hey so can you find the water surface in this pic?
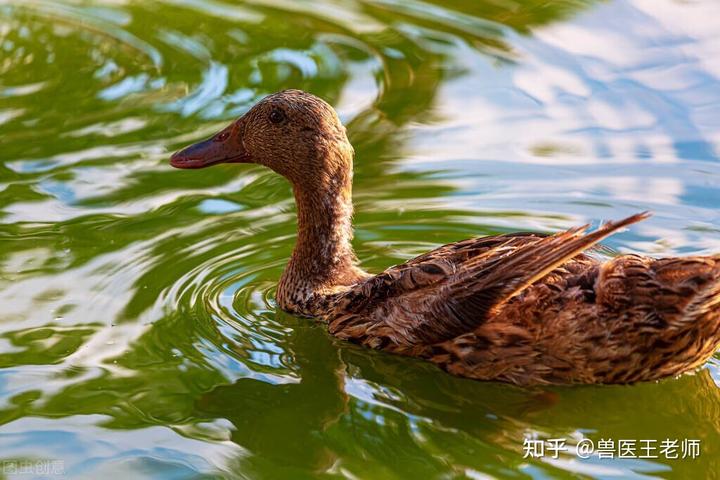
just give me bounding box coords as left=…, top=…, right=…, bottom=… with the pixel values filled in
left=1, top=0, right=720, bottom=478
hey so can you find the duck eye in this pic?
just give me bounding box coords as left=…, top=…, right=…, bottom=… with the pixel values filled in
left=216, top=131, right=229, bottom=141
left=269, top=109, right=285, bottom=124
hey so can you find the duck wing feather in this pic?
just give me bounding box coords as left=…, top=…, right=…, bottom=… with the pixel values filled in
left=328, top=212, right=650, bottom=349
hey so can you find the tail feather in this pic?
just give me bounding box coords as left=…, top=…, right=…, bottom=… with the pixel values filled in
left=653, top=257, right=720, bottom=376
left=595, top=253, right=720, bottom=380
left=683, top=260, right=720, bottom=322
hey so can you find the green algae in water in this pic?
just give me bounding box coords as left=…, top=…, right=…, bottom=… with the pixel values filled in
left=0, top=0, right=719, bottom=478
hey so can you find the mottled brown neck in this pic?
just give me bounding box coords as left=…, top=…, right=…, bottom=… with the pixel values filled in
left=277, top=161, right=366, bottom=314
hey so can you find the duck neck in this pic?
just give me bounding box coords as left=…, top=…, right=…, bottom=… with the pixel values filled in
left=277, top=168, right=365, bottom=314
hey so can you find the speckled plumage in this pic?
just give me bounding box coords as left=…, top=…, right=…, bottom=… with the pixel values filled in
left=172, top=90, right=720, bottom=386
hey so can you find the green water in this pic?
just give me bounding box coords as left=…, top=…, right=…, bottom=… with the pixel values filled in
left=1, top=0, right=720, bottom=478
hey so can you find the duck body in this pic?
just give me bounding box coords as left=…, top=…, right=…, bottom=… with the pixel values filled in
left=326, top=236, right=720, bottom=385
left=171, top=89, right=720, bottom=386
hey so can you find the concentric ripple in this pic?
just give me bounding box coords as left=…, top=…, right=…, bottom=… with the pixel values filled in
left=1, top=0, right=720, bottom=478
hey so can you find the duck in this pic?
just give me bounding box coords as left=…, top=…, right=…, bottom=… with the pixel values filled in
left=171, top=89, right=720, bottom=385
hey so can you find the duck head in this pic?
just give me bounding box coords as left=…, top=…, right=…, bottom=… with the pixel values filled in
left=170, top=89, right=353, bottom=185
left=171, top=90, right=363, bottom=313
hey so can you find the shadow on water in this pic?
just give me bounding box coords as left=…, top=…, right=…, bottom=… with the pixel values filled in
left=1, top=0, right=719, bottom=478
left=193, top=309, right=720, bottom=477
left=195, top=316, right=350, bottom=475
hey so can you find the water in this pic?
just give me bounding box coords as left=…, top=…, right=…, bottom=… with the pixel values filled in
left=1, top=0, right=719, bottom=478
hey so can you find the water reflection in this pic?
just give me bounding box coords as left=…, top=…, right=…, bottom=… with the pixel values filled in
left=0, top=0, right=719, bottom=478
left=196, top=317, right=348, bottom=474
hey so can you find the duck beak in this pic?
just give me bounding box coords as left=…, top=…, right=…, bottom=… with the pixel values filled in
left=170, top=122, right=251, bottom=169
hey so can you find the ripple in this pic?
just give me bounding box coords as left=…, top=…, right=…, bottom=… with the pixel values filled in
left=162, top=61, right=228, bottom=116
left=1, top=0, right=720, bottom=478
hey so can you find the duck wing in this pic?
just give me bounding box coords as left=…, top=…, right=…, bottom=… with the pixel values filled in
left=328, top=212, right=650, bottom=349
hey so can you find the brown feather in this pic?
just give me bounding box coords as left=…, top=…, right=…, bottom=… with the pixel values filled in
left=171, top=90, right=720, bottom=386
